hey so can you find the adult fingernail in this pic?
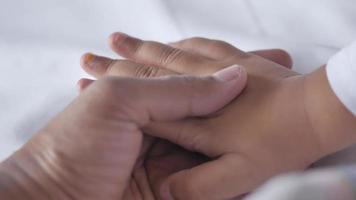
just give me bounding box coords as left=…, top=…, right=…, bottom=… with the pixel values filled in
left=213, top=64, right=245, bottom=82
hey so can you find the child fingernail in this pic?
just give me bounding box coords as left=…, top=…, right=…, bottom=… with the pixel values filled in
left=82, top=53, right=97, bottom=67
left=213, top=64, right=245, bottom=82
left=81, top=53, right=111, bottom=71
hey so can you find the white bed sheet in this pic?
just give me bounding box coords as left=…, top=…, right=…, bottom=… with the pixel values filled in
left=0, top=0, right=182, bottom=159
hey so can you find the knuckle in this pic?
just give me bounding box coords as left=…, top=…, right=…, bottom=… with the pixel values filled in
left=105, top=59, right=117, bottom=74
left=231, top=51, right=252, bottom=60
left=94, top=77, right=132, bottom=103
left=134, top=65, right=159, bottom=78
left=183, top=37, right=206, bottom=47
left=159, top=47, right=183, bottom=65
left=96, top=77, right=115, bottom=90
left=178, top=37, right=205, bottom=47
left=91, top=78, right=140, bottom=119
left=211, top=39, right=227, bottom=45
left=85, top=78, right=119, bottom=113
left=130, top=40, right=145, bottom=57
left=94, top=78, right=119, bottom=99
left=211, top=39, right=234, bottom=49
left=187, top=37, right=205, bottom=43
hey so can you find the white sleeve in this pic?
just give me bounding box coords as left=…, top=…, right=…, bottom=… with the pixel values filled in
left=326, top=41, right=356, bottom=116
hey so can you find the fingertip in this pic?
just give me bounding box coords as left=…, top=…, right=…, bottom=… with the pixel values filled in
left=109, top=32, right=143, bottom=59
left=108, top=32, right=129, bottom=52
left=80, top=53, right=94, bottom=69
left=80, top=53, right=114, bottom=77
left=272, top=49, right=293, bottom=68
left=109, top=32, right=125, bottom=48
left=251, top=49, right=293, bottom=69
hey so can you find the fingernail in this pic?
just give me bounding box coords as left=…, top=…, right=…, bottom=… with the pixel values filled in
left=161, top=183, right=174, bottom=200
left=81, top=53, right=110, bottom=70
left=213, top=64, right=245, bottom=82
left=82, top=53, right=98, bottom=68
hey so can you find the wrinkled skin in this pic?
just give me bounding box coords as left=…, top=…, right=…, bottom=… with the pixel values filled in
left=0, top=66, right=246, bottom=200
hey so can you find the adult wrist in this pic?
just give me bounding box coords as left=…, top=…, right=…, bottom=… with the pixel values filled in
left=0, top=146, right=70, bottom=200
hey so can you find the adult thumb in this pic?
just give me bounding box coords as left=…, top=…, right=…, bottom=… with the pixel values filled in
left=92, top=64, right=247, bottom=125
left=145, top=64, right=247, bottom=122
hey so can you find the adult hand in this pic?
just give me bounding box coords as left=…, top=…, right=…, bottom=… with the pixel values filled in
left=81, top=33, right=356, bottom=200
left=0, top=66, right=246, bottom=200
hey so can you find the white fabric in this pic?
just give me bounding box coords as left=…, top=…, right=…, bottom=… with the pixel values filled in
left=0, top=0, right=182, bottom=160
left=327, top=41, right=356, bottom=116
left=245, top=168, right=354, bottom=200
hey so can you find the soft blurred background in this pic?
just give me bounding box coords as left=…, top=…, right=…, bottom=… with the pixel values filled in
left=0, top=0, right=355, bottom=164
